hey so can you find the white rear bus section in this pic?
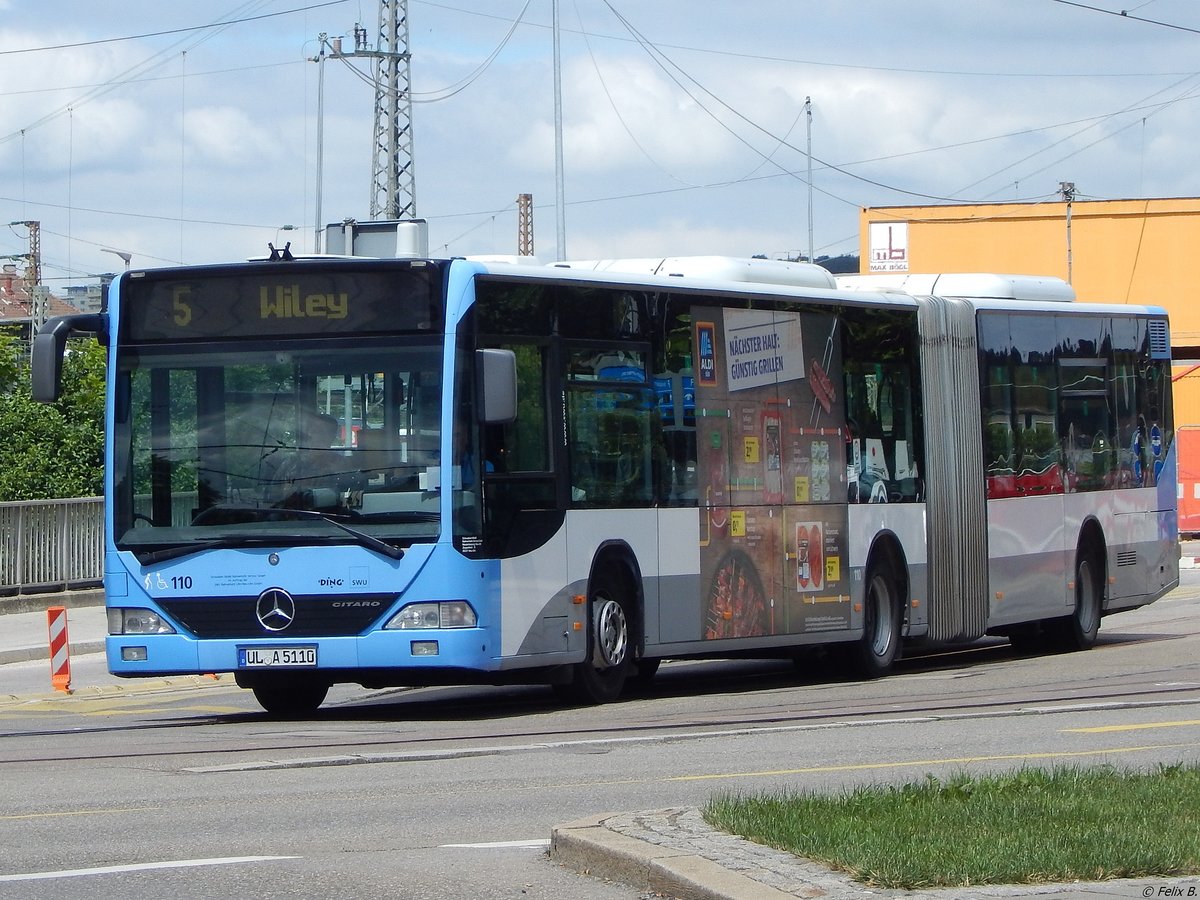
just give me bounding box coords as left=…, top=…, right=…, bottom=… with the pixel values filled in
left=843, top=271, right=1175, bottom=638
left=988, top=488, right=1176, bottom=626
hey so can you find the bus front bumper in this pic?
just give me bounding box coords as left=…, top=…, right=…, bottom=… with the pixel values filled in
left=105, top=628, right=497, bottom=677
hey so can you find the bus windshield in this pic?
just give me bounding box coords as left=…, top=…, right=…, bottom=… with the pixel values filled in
left=113, top=337, right=446, bottom=555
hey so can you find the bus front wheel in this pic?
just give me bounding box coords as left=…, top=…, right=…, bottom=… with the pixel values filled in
left=1046, top=547, right=1102, bottom=651
left=565, top=571, right=632, bottom=704
left=850, top=562, right=902, bottom=678
left=247, top=675, right=329, bottom=717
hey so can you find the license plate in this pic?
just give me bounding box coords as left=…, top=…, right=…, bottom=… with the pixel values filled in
left=238, top=646, right=317, bottom=668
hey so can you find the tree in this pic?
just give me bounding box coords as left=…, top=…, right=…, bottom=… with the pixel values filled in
left=0, top=335, right=105, bottom=500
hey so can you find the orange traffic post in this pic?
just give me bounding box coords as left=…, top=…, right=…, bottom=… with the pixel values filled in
left=47, top=606, right=73, bottom=694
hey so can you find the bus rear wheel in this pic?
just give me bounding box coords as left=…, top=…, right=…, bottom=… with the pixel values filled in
left=849, top=562, right=902, bottom=678
left=247, top=675, right=329, bottom=717
left=1046, top=547, right=1102, bottom=651
left=565, top=571, right=632, bottom=704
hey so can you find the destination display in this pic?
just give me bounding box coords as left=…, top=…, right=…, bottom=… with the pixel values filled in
left=122, top=265, right=444, bottom=342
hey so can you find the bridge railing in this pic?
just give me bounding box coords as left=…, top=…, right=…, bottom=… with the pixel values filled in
left=0, top=497, right=103, bottom=596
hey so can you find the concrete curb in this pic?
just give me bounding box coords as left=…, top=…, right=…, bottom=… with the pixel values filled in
left=0, top=589, right=106, bottom=665
left=552, top=816, right=794, bottom=900
left=551, top=810, right=833, bottom=900
left=0, top=589, right=104, bottom=616
left=0, top=640, right=106, bottom=667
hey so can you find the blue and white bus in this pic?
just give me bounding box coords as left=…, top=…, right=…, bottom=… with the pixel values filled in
left=33, top=240, right=1179, bottom=714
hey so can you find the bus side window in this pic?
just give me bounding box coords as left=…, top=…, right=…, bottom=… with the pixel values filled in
left=485, top=343, right=549, bottom=475
left=842, top=309, right=922, bottom=503
left=479, top=342, right=559, bottom=553
left=654, top=296, right=698, bottom=506
left=567, top=387, right=655, bottom=507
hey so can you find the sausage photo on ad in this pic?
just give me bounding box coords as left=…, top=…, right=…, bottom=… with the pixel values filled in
left=810, top=359, right=835, bottom=413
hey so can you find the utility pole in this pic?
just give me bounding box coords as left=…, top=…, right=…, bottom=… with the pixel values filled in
left=805, top=97, right=813, bottom=265
left=358, top=2, right=416, bottom=220
left=552, top=0, right=565, bottom=259
left=1060, top=181, right=1075, bottom=284
left=312, top=33, right=331, bottom=252
left=517, top=193, right=534, bottom=257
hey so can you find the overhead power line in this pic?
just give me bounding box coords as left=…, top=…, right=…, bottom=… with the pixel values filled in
left=0, top=1, right=291, bottom=146
left=420, top=0, right=1193, bottom=79
left=0, top=60, right=299, bottom=98
left=599, top=1, right=1200, bottom=210
left=1050, top=0, right=1200, bottom=36
left=600, top=2, right=993, bottom=206
left=0, top=1, right=350, bottom=57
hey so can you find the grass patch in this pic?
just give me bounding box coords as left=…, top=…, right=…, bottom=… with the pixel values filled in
left=703, top=764, right=1200, bottom=889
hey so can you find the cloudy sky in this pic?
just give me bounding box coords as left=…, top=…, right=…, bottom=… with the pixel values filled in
left=2, top=0, right=1199, bottom=289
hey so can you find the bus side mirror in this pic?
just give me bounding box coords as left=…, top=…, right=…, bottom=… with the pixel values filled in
left=32, top=314, right=108, bottom=403
left=477, top=348, right=517, bottom=424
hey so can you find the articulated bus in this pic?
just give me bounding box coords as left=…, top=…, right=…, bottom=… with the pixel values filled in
left=33, top=246, right=1178, bottom=714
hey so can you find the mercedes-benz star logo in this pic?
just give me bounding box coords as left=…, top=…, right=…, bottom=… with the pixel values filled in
left=256, top=588, right=296, bottom=632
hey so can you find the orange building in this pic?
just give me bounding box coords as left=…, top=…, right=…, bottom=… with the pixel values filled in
left=858, top=197, right=1200, bottom=530
left=859, top=197, right=1200, bottom=346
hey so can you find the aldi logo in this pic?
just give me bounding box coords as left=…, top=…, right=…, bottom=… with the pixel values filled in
left=696, top=321, right=717, bottom=386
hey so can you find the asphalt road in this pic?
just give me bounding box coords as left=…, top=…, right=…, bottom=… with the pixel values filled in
left=2, top=577, right=1199, bottom=899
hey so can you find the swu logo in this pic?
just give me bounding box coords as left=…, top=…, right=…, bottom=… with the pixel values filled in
left=260, top=286, right=348, bottom=320
left=319, top=577, right=344, bottom=587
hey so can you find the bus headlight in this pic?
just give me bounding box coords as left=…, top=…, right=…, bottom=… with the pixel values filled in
left=385, top=601, right=477, bottom=630
left=108, top=608, right=177, bottom=635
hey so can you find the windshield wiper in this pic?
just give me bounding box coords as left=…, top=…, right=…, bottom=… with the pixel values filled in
left=133, top=535, right=280, bottom=565
left=270, top=508, right=405, bottom=560
left=130, top=511, right=405, bottom=565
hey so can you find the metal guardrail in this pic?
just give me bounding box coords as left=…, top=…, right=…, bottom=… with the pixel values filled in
left=0, top=497, right=103, bottom=595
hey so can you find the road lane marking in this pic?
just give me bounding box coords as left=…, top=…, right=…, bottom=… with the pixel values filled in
left=0, top=856, right=298, bottom=882
left=0, top=708, right=244, bottom=722
left=0, top=681, right=239, bottom=710
left=76, top=705, right=245, bottom=716
left=1064, top=719, right=1200, bottom=734
left=439, top=840, right=550, bottom=849
left=0, top=806, right=160, bottom=822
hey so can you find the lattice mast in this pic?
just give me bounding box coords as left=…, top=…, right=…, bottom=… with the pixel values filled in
left=18, top=219, right=40, bottom=291
left=517, top=194, right=534, bottom=257
left=10, top=219, right=43, bottom=323
left=364, top=0, right=416, bottom=219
